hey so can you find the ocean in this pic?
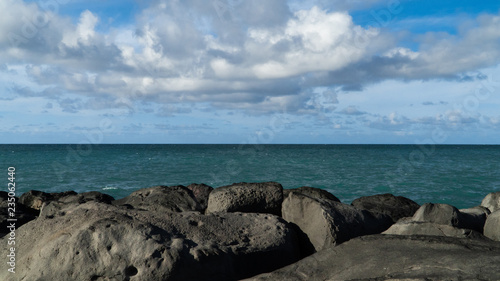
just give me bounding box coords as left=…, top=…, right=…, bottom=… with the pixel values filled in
left=1, top=144, right=499, bottom=209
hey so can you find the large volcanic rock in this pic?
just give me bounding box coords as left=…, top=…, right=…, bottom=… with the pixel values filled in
left=186, top=183, right=213, bottom=212
left=484, top=210, right=500, bottom=241
left=412, top=203, right=487, bottom=233
left=206, top=182, right=283, bottom=216
left=40, top=191, right=115, bottom=218
left=383, top=221, right=486, bottom=239
left=351, top=193, right=420, bottom=223
left=244, top=235, right=500, bottom=281
left=0, top=192, right=37, bottom=238
left=283, top=186, right=340, bottom=203
left=383, top=203, right=490, bottom=238
left=19, top=190, right=114, bottom=219
left=459, top=206, right=490, bottom=233
left=19, top=190, right=78, bottom=210
left=481, top=191, right=500, bottom=212
left=281, top=191, right=392, bottom=252
left=113, top=185, right=202, bottom=213
left=0, top=201, right=300, bottom=281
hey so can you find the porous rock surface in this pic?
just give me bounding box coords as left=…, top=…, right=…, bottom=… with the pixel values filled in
left=412, top=203, right=486, bottom=233
left=0, top=192, right=37, bottom=238
left=40, top=191, right=115, bottom=217
left=281, top=191, right=392, bottom=252
left=206, top=182, right=283, bottom=216
left=283, top=186, right=340, bottom=203
left=5, top=183, right=500, bottom=281
left=19, top=190, right=78, bottom=210
left=113, top=185, right=202, bottom=213
left=484, top=210, right=500, bottom=241
left=481, top=191, right=500, bottom=212
left=0, top=201, right=299, bottom=281
left=351, top=193, right=420, bottom=223
left=186, top=183, right=213, bottom=212
left=244, top=235, right=500, bottom=281
left=383, top=221, right=487, bottom=239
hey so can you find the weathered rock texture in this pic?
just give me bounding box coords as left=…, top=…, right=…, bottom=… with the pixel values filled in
left=481, top=191, right=500, bottom=212
left=0, top=201, right=299, bottom=281
left=281, top=191, right=392, bottom=252
left=61, top=191, right=115, bottom=205
left=206, top=182, right=283, bottom=216
left=113, top=185, right=202, bottom=213
left=40, top=191, right=115, bottom=218
left=283, top=186, right=340, bottom=203
left=484, top=210, right=500, bottom=241
left=383, top=221, right=486, bottom=239
left=460, top=205, right=491, bottom=216
left=186, top=183, right=213, bottom=212
left=19, top=190, right=78, bottom=210
left=351, top=193, right=420, bottom=223
left=412, top=203, right=462, bottom=225
left=244, top=235, right=500, bottom=281
left=4, top=184, right=500, bottom=281
left=0, top=192, right=37, bottom=238
left=413, top=203, right=487, bottom=233
left=458, top=206, right=490, bottom=233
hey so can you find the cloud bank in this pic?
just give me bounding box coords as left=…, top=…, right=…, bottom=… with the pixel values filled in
left=1, top=0, right=500, bottom=143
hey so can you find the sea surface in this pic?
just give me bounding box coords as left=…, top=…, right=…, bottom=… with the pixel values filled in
left=1, top=144, right=499, bottom=209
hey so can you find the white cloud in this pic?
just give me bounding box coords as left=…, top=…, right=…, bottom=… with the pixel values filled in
left=245, top=7, right=377, bottom=79
left=2, top=0, right=500, bottom=145
left=61, top=10, right=99, bottom=47
left=384, top=47, right=419, bottom=60
left=0, top=1, right=39, bottom=46
left=391, top=13, right=500, bottom=79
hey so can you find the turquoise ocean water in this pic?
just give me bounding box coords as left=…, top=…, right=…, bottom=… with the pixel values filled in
left=1, top=144, right=499, bottom=209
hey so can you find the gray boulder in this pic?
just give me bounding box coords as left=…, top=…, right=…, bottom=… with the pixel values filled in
left=60, top=191, right=115, bottom=204
left=0, top=201, right=300, bottom=281
left=412, top=203, right=485, bottom=233
left=281, top=192, right=392, bottom=252
left=412, top=203, right=460, bottom=226
left=383, top=221, right=487, bottom=239
left=206, top=182, right=283, bottom=216
left=186, top=183, right=213, bottom=212
left=40, top=191, right=115, bottom=218
left=244, top=234, right=500, bottom=281
left=484, top=210, right=500, bottom=241
left=19, top=190, right=78, bottom=210
left=460, top=205, right=491, bottom=216
left=481, top=191, right=500, bottom=212
left=459, top=206, right=490, bottom=233
left=113, top=185, right=202, bottom=213
left=283, top=186, right=340, bottom=203
left=351, top=193, right=420, bottom=223
left=0, top=192, right=37, bottom=238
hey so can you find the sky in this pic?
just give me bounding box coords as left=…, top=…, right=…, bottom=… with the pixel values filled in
left=1, top=0, right=500, bottom=144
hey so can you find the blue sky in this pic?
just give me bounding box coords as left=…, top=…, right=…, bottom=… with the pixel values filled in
left=1, top=0, right=500, bottom=144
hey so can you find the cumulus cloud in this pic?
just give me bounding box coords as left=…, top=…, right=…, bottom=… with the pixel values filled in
left=418, top=14, right=500, bottom=74
left=0, top=0, right=65, bottom=60
left=3, top=0, right=500, bottom=123
left=208, top=6, right=372, bottom=80
left=349, top=13, right=500, bottom=82
left=61, top=10, right=99, bottom=47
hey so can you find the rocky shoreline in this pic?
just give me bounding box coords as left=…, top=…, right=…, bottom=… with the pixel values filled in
left=1, top=182, right=500, bottom=280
